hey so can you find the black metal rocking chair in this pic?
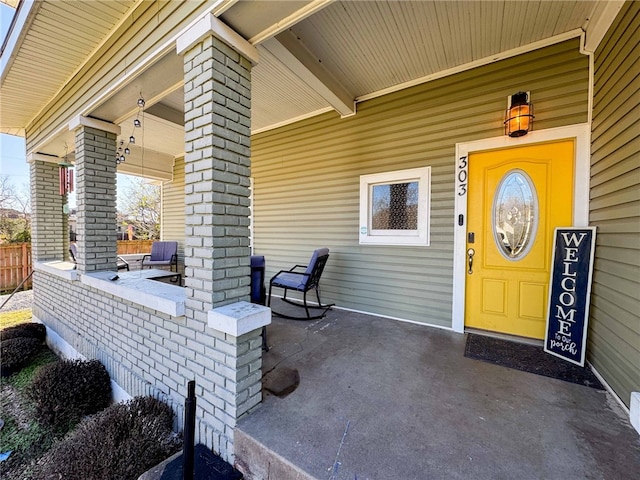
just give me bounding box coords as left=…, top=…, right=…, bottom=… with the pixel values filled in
left=267, top=248, right=334, bottom=320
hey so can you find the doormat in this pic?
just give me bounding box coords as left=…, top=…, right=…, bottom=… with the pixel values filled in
left=464, top=334, right=604, bottom=390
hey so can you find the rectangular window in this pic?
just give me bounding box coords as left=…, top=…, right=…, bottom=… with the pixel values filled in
left=359, top=167, right=431, bottom=246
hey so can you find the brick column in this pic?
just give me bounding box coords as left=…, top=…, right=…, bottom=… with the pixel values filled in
left=178, top=15, right=267, bottom=463
left=74, top=124, right=118, bottom=273
left=207, top=302, right=270, bottom=459
left=182, top=36, right=253, bottom=311
left=30, top=160, right=66, bottom=261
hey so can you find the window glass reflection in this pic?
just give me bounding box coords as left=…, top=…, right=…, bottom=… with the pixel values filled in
left=493, top=171, right=537, bottom=259
left=372, top=181, right=419, bottom=230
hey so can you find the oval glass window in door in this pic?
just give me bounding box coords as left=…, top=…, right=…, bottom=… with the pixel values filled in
left=492, top=169, right=538, bottom=260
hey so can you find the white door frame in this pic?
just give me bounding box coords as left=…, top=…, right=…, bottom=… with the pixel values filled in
left=451, top=124, right=591, bottom=333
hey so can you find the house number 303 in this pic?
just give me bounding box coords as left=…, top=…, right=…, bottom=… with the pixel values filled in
left=457, top=155, right=468, bottom=196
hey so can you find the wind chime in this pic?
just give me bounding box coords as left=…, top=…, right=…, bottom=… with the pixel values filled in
left=59, top=144, right=74, bottom=195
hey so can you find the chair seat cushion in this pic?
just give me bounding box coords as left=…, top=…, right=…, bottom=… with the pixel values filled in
left=144, top=260, right=172, bottom=266
left=272, top=272, right=308, bottom=291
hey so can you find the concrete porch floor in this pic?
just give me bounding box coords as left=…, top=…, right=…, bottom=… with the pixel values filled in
left=236, top=300, right=640, bottom=480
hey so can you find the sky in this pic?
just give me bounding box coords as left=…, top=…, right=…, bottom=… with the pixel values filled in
left=0, top=4, right=28, bottom=191
left=0, top=3, right=136, bottom=210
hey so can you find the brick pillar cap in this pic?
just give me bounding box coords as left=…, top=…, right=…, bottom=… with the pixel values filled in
left=176, top=13, right=259, bottom=65
left=208, top=301, right=271, bottom=337
left=69, top=115, right=121, bottom=135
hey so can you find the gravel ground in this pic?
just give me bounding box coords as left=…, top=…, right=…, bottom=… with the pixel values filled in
left=0, top=289, right=34, bottom=312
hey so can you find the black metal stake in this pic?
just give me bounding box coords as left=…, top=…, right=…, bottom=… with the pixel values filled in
left=183, top=380, right=196, bottom=480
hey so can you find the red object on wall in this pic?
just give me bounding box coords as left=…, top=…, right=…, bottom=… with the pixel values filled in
left=58, top=164, right=74, bottom=195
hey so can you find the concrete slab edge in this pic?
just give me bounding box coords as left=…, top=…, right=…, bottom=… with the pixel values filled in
left=234, top=429, right=316, bottom=480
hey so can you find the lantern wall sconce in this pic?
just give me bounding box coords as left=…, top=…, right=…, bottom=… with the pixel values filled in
left=504, top=91, right=534, bottom=137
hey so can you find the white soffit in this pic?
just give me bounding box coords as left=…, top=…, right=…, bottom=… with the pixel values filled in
left=117, top=112, right=184, bottom=159
left=0, top=0, right=137, bottom=133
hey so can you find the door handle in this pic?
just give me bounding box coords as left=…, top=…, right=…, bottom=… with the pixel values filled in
left=467, top=248, right=475, bottom=274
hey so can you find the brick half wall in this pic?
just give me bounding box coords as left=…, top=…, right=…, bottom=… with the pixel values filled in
left=32, top=269, right=252, bottom=458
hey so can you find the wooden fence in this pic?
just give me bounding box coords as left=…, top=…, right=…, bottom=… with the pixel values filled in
left=0, top=243, right=32, bottom=294
left=0, top=240, right=154, bottom=294
left=117, top=240, right=154, bottom=254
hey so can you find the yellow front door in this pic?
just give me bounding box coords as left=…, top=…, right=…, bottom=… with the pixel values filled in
left=465, top=140, right=574, bottom=339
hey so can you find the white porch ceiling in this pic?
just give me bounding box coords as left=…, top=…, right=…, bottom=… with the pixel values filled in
left=0, top=0, right=623, bottom=176
left=0, top=0, right=137, bottom=135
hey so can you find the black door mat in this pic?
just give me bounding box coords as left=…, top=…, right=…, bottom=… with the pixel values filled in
left=464, top=333, right=604, bottom=390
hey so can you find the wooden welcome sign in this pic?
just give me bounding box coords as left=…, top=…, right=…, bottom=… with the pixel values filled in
left=544, top=227, right=597, bottom=366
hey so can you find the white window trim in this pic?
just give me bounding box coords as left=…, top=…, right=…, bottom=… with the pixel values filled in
left=359, top=167, right=431, bottom=246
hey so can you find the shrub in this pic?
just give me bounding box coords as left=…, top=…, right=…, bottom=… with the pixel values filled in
left=28, top=359, right=112, bottom=434
left=33, top=396, right=181, bottom=480
left=1, top=337, right=43, bottom=377
left=1, top=322, right=46, bottom=342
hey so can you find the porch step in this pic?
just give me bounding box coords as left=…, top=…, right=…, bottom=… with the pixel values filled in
left=234, top=430, right=316, bottom=480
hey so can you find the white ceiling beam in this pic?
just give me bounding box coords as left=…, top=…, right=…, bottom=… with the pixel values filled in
left=116, top=147, right=174, bottom=181
left=27, top=152, right=61, bottom=164
left=263, top=30, right=355, bottom=118
left=69, top=115, right=121, bottom=135
left=583, top=0, right=625, bottom=52
left=112, top=80, right=184, bottom=126
left=248, top=0, right=335, bottom=45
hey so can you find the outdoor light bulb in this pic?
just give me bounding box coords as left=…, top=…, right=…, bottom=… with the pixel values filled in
left=120, top=140, right=124, bottom=145
left=129, top=136, right=136, bottom=144
left=137, top=98, right=145, bottom=107
left=134, top=119, right=141, bottom=127
left=124, top=147, right=130, bottom=154
left=118, top=147, right=123, bottom=152
left=116, top=158, right=121, bottom=164
left=119, top=155, right=126, bottom=162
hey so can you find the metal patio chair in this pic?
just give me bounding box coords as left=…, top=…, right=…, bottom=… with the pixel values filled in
left=267, top=248, right=334, bottom=320
left=69, top=243, right=129, bottom=271
left=141, top=241, right=178, bottom=271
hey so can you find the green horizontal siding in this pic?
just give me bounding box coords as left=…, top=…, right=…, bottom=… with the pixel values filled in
left=161, top=157, right=185, bottom=271
left=590, top=1, right=640, bottom=408
left=252, top=39, right=588, bottom=327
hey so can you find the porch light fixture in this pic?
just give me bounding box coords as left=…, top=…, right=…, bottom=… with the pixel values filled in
left=504, top=91, right=534, bottom=137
